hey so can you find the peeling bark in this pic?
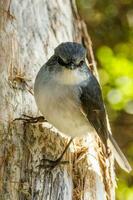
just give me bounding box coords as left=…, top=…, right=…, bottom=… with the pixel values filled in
left=0, top=0, right=115, bottom=199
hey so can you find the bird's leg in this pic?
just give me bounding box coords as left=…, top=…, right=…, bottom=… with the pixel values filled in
left=38, top=138, right=73, bottom=170
left=13, top=114, right=47, bottom=123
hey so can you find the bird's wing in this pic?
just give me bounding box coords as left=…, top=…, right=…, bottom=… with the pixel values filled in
left=79, top=70, right=132, bottom=172
left=79, top=71, right=108, bottom=147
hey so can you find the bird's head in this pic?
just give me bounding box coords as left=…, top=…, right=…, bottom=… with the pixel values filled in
left=51, top=42, right=89, bottom=85
left=54, top=42, right=86, bottom=70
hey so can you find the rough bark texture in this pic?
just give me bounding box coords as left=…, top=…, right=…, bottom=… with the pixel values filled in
left=0, top=0, right=115, bottom=199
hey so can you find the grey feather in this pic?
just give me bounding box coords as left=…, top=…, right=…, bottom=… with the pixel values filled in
left=108, top=134, right=132, bottom=172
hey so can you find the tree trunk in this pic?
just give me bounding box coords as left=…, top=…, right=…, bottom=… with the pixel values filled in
left=0, top=0, right=115, bottom=199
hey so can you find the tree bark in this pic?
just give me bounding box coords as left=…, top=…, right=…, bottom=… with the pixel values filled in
left=0, top=0, right=115, bottom=199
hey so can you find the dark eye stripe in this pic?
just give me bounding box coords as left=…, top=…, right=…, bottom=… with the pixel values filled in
left=58, top=57, right=66, bottom=65
left=57, top=57, right=71, bottom=66
left=77, top=60, right=84, bottom=67
left=58, top=56, right=84, bottom=67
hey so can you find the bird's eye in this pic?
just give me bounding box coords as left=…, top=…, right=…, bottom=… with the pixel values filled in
left=78, top=60, right=84, bottom=67
left=57, top=57, right=67, bottom=66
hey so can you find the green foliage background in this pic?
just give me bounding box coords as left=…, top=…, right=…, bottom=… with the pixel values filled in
left=76, top=0, right=133, bottom=199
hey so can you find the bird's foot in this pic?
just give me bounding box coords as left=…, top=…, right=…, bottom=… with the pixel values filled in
left=37, top=157, right=69, bottom=170
left=37, top=138, right=73, bottom=171
left=13, top=114, right=47, bottom=123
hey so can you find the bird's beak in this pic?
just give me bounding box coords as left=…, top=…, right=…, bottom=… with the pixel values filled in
left=70, top=63, right=75, bottom=70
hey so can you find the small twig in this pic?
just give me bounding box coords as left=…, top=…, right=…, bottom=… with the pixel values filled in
left=25, top=82, right=34, bottom=95
left=81, top=21, right=97, bottom=71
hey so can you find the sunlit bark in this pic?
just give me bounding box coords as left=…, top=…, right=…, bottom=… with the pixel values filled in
left=0, top=0, right=115, bottom=199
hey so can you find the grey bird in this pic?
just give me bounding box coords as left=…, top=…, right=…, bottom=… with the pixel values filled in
left=34, top=42, right=132, bottom=172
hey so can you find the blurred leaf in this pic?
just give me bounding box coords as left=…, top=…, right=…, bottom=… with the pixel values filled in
left=97, top=45, right=133, bottom=111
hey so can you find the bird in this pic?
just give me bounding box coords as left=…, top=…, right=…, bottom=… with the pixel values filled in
left=34, top=42, right=132, bottom=172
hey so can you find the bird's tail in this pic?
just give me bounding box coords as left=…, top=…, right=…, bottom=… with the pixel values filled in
left=108, top=134, right=132, bottom=173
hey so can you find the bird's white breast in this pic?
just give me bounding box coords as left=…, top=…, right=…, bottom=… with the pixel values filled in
left=34, top=66, right=94, bottom=137
left=55, top=67, right=89, bottom=85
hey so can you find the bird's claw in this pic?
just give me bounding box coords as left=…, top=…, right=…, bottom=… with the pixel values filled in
left=37, top=158, right=69, bottom=170
left=37, top=138, right=73, bottom=171
left=13, top=114, right=47, bottom=123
